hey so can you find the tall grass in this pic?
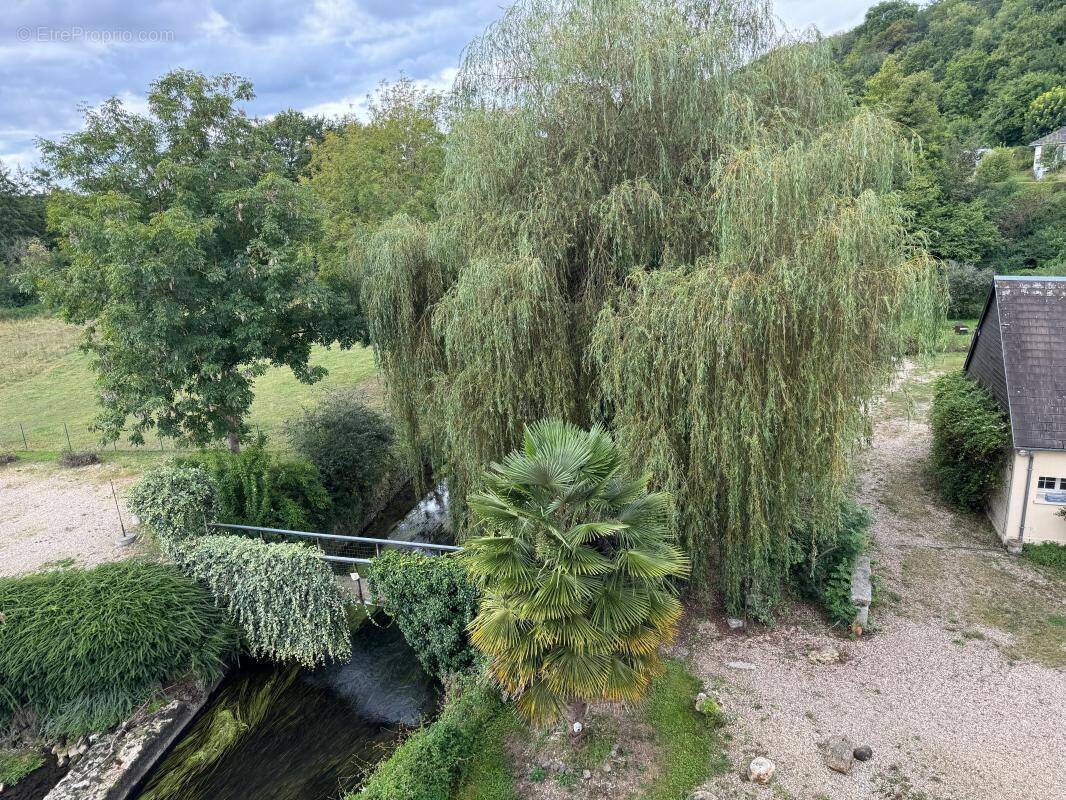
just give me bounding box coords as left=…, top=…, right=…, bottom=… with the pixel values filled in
left=0, top=561, right=237, bottom=737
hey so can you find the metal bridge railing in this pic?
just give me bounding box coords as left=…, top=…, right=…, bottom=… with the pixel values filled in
left=207, top=522, right=463, bottom=566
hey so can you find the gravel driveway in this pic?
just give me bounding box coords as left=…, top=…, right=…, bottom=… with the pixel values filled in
left=682, top=367, right=1066, bottom=800
left=0, top=461, right=141, bottom=577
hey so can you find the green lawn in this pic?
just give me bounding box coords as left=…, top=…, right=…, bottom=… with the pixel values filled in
left=0, top=309, right=379, bottom=455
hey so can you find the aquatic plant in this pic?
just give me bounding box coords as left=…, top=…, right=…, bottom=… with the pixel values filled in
left=139, top=667, right=298, bottom=800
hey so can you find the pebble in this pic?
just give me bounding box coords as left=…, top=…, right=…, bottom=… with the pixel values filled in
left=854, top=744, right=874, bottom=761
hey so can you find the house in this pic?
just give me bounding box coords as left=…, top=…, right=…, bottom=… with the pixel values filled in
left=1029, top=126, right=1066, bottom=180
left=965, top=276, right=1066, bottom=547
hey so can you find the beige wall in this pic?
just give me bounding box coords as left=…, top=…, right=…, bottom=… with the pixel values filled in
left=988, top=450, right=1066, bottom=546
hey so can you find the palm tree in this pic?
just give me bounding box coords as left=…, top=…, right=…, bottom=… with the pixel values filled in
left=464, top=419, right=689, bottom=735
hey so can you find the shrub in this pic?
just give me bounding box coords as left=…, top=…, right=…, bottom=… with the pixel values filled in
left=0, top=561, right=236, bottom=737
left=58, top=450, right=99, bottom=468
left=790, top=499, right=872, bottom=626
left=357, top=675, right=505, bottom=800
left=197, top=444, right=331, bottom=530
left=930, top=371, right=1011, bottom=509
left=285, top=391, right=396, bottom=531
left=127, top=461, right=219, bottom=548
left=365, top=551, right=480, bottom=680
left=172, top=534, right=351, bottom=668
left=942, top=261, right=993, bottom=319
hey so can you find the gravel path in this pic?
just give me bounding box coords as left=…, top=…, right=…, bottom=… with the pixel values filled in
left=0, top=462, right=141, bottom=577
left=683, top=370, right=1066, bottom=800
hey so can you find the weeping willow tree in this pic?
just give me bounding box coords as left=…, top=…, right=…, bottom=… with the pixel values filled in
left=361, top=0, right=941, bottom=617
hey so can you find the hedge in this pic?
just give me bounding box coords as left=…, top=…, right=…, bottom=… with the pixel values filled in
left=355, top=675, right=504, bottom=800
left=0, top=561, right=236, bottom=736
left=127, top=461, right=219, bottom=548
left=172, top=535, right=351, bottom=668
left=365, top=551, right=479, bottom=680
left=930, top=371, right=1011, bottom=509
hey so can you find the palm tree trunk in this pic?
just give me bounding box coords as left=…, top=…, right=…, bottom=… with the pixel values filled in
left=567, top=698, right=588, bottom=745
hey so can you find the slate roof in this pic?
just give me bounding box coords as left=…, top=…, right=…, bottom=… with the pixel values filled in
left=965, top=276, right=1066, bottom=450
left=1029, top=126, right=1066, bottom=147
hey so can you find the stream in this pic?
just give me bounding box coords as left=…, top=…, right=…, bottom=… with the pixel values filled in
left=133, top=484, right=453, bottom=800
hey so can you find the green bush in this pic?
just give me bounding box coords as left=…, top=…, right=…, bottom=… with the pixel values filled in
left=943, top=261, right=993, bottom=319
left=196, top=444, right=331, bottom=530
left=285, top=391, right=396, bottom=531
left=930, top=371, right=1011, bottom=509
left=172, top=535, right=351, bottom=668
left=127, top=461, right=219, bottom=547
left=0, top=561, right=236, bottom=737
left=356, top=675, right=505, bottom=800
left=790, top=499, right=872, bottom=627
left=366, top=551, right=479, bottom=680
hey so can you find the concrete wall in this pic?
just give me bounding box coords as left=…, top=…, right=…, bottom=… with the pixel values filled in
left=988, top=449, right=1066, bottom=546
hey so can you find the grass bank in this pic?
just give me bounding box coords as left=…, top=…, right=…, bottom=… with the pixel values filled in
left=0, top=310, right=378, bottom=457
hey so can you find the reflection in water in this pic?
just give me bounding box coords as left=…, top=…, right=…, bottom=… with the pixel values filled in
left=136, top=623, right=439, bottom=800
left=387, top=482, right=451, bottom=544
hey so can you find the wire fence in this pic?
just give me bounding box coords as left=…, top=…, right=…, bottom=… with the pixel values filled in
left=0, top=419, right=290, bottom=454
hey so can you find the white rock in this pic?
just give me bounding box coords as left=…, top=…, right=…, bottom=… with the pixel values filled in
left=726, top=617, right=746, bottom=630
left=748, top=756, right=776, bottom=784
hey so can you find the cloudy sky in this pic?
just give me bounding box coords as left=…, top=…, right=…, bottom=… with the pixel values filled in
left=2, top=1, right=877, bottom=170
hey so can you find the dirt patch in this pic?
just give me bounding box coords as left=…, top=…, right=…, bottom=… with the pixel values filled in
left=0, top=462, right=142, bottom=577
left=683, top=362, right=1066, bottom=800
left=510, top=705, right=662, bottom=800
left=0, top=750, right=68, bottom=800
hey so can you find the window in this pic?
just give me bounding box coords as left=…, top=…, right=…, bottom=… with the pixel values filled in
left=1037, top=476, right=1061, bottom=490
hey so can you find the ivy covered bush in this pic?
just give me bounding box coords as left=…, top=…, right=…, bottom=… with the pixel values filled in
left=930, top=371, right=1011, bottom=510
left=173, top=534, right=351, bottom=668
left=790, top=499, right=872, bottom=627
left=0, top=561, right=236, bottom=736
left=356, top=674, right=504, bottom=800
left=127, top=461, right=219, bottom=548
left=286, top=391, right=397, bottom=532
left=365, top=551, right=479, bottom=680
left=195, top=444, right=331, bottom=530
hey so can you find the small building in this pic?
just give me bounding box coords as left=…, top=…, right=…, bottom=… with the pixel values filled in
left=965, top=276, right=1066, bottom=547
left=1029, top=126, right=1066, bottom=180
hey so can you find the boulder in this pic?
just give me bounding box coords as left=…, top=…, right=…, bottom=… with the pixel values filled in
left=748, top=756, right=776, bottom=784
left=823, top=736, right=855, bottom=774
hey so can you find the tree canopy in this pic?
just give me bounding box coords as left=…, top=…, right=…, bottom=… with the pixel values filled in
left=832, top=0, right=1066, bottom=273
left=34, top=70, right=360, bottom=450
left=363, top=0, right=939, bottom=616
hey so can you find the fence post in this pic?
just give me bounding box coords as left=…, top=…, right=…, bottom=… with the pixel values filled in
left=63, top=422, right=73, bottom=453
left=110, top=480, right=128, bottom=539
left=19, top=422, right=28, bottom=451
